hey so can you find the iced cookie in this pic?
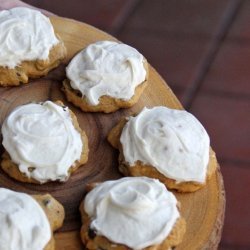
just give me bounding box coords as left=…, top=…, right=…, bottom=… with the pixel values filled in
left=0, top=7, right=66, bottom=86
left=1, top=100, right=88, bottom=183
left=0, top=188, right=64, bottom=250
left=108, top=106, right=217, bottom=192
left=80, top=177, right=186, bottom=250
left=63, top=40, right=148, bottom=113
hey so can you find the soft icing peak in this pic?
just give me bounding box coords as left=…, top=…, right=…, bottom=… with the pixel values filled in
left=0, top=188, right=51, bottom=250
left=84, top=177, right=179, bottom=249
left=66, top=41, right=146, bottom=105
left=1, top=101, right=83, bottom=183
left=120, top=107, right=210, bottom=183
left=0, top=7, right=59, bottom=68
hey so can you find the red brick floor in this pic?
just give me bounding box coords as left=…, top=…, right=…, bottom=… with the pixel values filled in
left=20, top=0, right=250, bottom=249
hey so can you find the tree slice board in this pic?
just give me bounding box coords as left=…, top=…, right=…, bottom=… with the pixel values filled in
left=0, top=16, right=225, bottom=250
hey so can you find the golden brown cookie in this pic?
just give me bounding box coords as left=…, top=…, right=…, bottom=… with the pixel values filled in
left=62, top=75, right=148, bottom=113
left=1, top=100, right=89, bottom=184
left=79, top=183, right=186, bottom=250
left=32, top=194, right=65, bottom=250
left=62, top=41, right=149, bottom=113
left=108, top=117, right=217, bottom=193
left=0, top=38, right=66, bottom=87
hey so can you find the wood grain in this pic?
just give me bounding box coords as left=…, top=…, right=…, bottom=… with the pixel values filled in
left=0, top=16, right=225, bottom=250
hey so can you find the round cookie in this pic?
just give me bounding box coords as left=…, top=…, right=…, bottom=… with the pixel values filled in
left=108, top=106, right=217, bottom=192
left=79, top=177, right=186, bottom=250
left=1, top=100, right=89, bottom=184
left=0, top=7, right=66, bottom=87
left=0, top=188, right=65, bottom=250
left=62, top=40, right=148, bottom=113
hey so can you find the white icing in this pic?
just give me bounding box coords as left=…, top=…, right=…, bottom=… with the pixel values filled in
left=66, top=41, right=146, bottom=105
left=120, top=107, right=210, bottom=183
left=0, top=7, right=59, bottom=68
left=2, top=101, right=83, bottom=183
left=0, top=188, right=51, bottom=250
left=84, top=177, right=179, bottom=249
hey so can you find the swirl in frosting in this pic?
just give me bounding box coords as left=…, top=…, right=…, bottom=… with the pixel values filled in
left=120, top=107, right=210, bottom=183
left=66, top=40, right=147, bottom=105
left=1, top=101, right=83, bottom=183
left=0, top=7, right=59, bottom=68
left=0, top=188, right=51, bottom=250
left=84, top=177, right=179, bottom=249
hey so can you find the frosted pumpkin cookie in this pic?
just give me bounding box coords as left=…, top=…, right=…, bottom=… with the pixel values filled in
left=0, top=188, right=64, bottom=250
left=1, top=100, right=88, bottom=184
left=108, top=106, right=217, bottom=192
left=80, top=177, right=186, bottom=250
left=0, top=7, right=66, bottom=87
left=62, top=40, right=148, bottom=113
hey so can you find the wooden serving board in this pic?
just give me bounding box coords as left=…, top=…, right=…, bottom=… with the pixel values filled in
left=0, top=17, right=225, bottom=250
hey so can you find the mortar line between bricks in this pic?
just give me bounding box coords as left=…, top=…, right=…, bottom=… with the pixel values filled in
left=219, top=241, right=250, bottom=250
left=183, top=0, right=244, bottom=110
left=218, top=158, right=250, bottom=168
left=109, top=0, right=143, bottom=36
left=190, top=88, right=250, bottom=101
